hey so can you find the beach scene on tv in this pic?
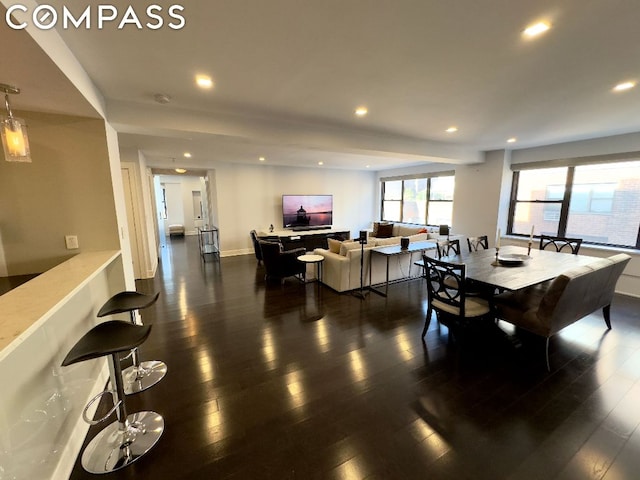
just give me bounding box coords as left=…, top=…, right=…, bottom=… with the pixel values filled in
left=283, top=195, right=333, bottom=227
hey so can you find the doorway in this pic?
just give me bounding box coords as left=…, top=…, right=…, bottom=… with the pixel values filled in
left=153, top=174, right=213, bottom=246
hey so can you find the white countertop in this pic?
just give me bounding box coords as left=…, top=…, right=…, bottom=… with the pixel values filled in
left=0, top=250, right=121, bottom=357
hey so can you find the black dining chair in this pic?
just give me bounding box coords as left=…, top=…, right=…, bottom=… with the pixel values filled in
left=467, top=235, right=489, bottom=253
left=422, top=255, right=492, bottom=339
left=436, top=239, right=461, bottom=258
left=539, top=235, right=583, bottom=254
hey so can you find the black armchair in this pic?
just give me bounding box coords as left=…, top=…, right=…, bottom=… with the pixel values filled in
left=250, top=230, right=263, bottom=264
left=258, top=240, right=306, bottom=283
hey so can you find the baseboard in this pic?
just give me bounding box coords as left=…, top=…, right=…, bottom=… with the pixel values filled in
left=52, top=362, right=109, bottom=479
left=220, top=248, right=253, bottom=258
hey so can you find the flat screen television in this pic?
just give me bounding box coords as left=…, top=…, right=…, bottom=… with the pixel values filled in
left=282, top=194, right=333, bottom=229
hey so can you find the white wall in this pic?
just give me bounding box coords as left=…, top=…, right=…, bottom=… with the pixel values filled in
left=0, top=112, right=120, bottom=276
left=213, top=163, right=377, bottom=255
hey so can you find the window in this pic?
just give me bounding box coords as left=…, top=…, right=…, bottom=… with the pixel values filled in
left=381, top=174, right=455, bottom=225
left=160, top=186, right=168, bottom=219
left=509, top=160, right=640, bottom=248
left=381, top=180, right=402, bottom=222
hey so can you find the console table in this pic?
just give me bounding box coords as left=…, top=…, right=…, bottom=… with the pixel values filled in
left=198, top=226, right=219, bottom=260
left=369, top=240, right=436, bottom=296
left=256, top=227, right=350, bottom=251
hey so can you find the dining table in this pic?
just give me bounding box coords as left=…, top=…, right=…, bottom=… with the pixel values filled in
left=433, top=245, right=600, bottom=292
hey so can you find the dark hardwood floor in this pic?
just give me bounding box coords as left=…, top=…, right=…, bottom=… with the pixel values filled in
left=70, top=236, right=640, bottom=479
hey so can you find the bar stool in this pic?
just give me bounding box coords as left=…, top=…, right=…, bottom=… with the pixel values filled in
left=62, top=320, right=164, bottom=474
left=98, top=291, right=167, bottom=394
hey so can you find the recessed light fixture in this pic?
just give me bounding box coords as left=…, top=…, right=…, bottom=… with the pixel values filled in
left=366, top=165, right=371, bottom=169
left=354, top=106, right=368, bottom=117
left=507, top=137, right=517, bottom=143
left=153, top=93, right=171, bottom=104
left=183, top=152, right=192, bottom=158
left=613, top=81, right=636, bottom=92
left=175, top=168, right=187, bottom=174
left=318, top=161, right=324, bottom=166
left=259, top=156, right=266, bottom=162
left=195, top=75, right=214, bottom=89
left=523, top=21, right=551, bottom=38
left=446, top=126, right=458, bottom=133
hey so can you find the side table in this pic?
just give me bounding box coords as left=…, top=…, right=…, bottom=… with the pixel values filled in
left=297, top=254, right=324, bottom=288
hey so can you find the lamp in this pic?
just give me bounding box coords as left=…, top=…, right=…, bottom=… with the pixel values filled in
left=439, top=224, right=450, bottom=241
left=1, top=83, right=31, bottom=163
left=353, top=230, right=369, bottom=299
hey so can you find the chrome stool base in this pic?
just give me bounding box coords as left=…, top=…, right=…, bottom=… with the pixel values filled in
left=122, top=360, right=168, bottom=395
left=81, top=411, right=164, bottom=474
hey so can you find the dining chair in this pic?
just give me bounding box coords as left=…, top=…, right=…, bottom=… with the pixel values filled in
left=436, top=239, right=461, bottom=258
left=539, top=235, right=583, bottom=254
left=466, top=235, right=489, bottom=253
left=421, top=255, right=492, bottom=338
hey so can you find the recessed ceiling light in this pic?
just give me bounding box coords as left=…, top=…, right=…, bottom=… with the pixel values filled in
left=507, top=137, right=517, bottom=143
left=613, top=81, right=636, bottom=92
left=259, top=156, right=266, bottom=162
left=366, top=165, right=371, bottom=169
left=183, top=152, right=192, bottom=158
left=523, top=21, right=551, bottom=38
left=446, top=126, right=458, bottom=133
left=318, top=161, right=324, bottom=166
left=195, top=75, right=214, bottom=89
left=175, top=168, right=187, bottom=174
left=354, top=106, right=368, bottom=117
left=153, top=93, right=171, bottom=104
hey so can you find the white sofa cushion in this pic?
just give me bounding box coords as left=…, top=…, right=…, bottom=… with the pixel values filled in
left=340, top=240, right=367, bottom=256
left=374, top=236, right=403, bottom=246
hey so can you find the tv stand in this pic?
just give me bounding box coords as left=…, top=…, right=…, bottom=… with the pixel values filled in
left=291, top=226, right=332, bottom=232
left=257, top=227, right=350, bottom=251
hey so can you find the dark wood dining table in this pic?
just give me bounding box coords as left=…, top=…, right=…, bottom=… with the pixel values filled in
left=432, top=245, right=599, bottom=291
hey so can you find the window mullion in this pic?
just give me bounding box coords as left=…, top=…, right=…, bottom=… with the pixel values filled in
left=558, top=167, right=575, bottom=237
left=425, top=178, right=431, bottom=224
left=507, top=171, right=519, bottom=234
left=400, top=181, right=405, bottom=223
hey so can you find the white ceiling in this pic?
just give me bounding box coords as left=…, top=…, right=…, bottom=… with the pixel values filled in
left=6, top=1, right=640, bottom=171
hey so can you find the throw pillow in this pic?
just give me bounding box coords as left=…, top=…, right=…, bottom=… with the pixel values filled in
left=372, top=222, right=380, bottom=237
left=376, top=223, right=394, bottom=238
left=327, top=238, right=342, bottom=254
left=339, top=240, right=364, bottom=256
left=418, top=228, right=428, bottom=234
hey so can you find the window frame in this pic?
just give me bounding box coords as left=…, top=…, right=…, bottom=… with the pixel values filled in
left=508, top=162, right=640, bottom=250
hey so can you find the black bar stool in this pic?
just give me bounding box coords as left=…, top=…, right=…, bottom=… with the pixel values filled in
left=62, top=321, right=164, bottom=474
left=98, top=291, right=167, bottom=394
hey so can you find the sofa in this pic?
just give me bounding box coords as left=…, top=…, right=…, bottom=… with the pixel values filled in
left=313, top=224, right=441, bottom=292
left=493, top=253, right=631, bottom=369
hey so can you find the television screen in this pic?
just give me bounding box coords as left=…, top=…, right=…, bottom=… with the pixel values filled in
left=282, top=195, right=333, bottom=228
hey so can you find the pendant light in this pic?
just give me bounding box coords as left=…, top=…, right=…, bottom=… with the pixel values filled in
left=1, top=83, right=31, bottom=163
